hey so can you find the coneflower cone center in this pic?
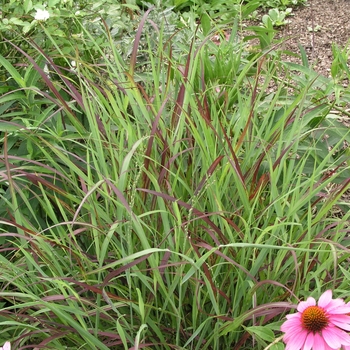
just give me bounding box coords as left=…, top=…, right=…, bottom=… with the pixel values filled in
left=301, top=306, right=329, bottom=332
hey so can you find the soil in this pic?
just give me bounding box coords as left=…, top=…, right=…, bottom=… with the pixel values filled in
left=242, top=0, right=350, bottom=217
left=211, top=0, right=350, bottom=213
left=276, top=0, right=350, bottom=216
left=276, top=0, right=350, bottom=77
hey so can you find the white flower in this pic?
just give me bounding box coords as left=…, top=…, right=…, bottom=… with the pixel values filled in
left=43, top=63, right=50, bottom=74
left=43, top=63, right=52, bottom=80
left=34, top=9, right=50, bottom=21
left=0, top=342, right=11, bottom=350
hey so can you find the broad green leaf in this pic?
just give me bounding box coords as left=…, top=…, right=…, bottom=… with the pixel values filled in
left=23, top=0, right=33, bottom=13
left=246, top=326, right=275, bottom=342
left=201, top=13, right=211, bottom=36
left=0, top=55, right=25, bottom=87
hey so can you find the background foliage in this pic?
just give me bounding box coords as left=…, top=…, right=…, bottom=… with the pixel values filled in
left=0, top=0, right=349, bottom=349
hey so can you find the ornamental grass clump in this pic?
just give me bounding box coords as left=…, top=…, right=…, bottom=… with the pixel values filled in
left=281, top=290, right=350, bottom=350
left=0, top=1, right=349, bottom=349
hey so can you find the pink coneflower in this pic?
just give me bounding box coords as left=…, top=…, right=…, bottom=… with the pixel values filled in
left=281, top=290, right=350, bottom=350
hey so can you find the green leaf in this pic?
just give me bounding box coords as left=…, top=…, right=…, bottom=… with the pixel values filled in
left=269, top=9, right=280, bottom=22
left=9, top=17, right=26, bottom=25
left=0, top=55, right=25, bottom=88
left=136, top=288, right=145, bottom=323
left=23, top=22, right=33, bottom=33
left=246, top=326, right=275, bottom=342
left=201, top=13, right=211, bottom=36
left=116, top=318, right=129, bottom=350
left=48, top=0, right=60, bottom=6
left=23, top=0, right=33, bottom=13
left=175, top=0, right=190, bottom=7
left=262, top=15, right=273, bottom=29
left=298, top=43, right=309, bottom=68
left=0, top=121, right=25, bottom=132
left=339, top=265, right=350, bottom=280
left=52, top=29, right=66, bottom=37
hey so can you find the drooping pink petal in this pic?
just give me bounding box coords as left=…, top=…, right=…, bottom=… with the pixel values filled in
left=284, top=329, right=307, bottom=350
left=318, top=290, right=333, bottom=307
left=284, top=327, right=307, bottom=340
left=329, top=314, right=350, bottom=323
left=281, top=318, right=303, bottom=332
left=303, top=332, right=315, bottom=350
left=328, top=306, right=350, bottom=314
left=330, top=318, right=350, bottom=331
left=322, top=326, right=344, bottom=348
left=285, top=312, right=302, bottom=321
left=324, top=298, right=346, bottom=311
left=281, top=318, right=302, bottom=332
left=313, top=332, right=327, bottom=350
left=283, top=326, right=306, bottom=343
left=324, top=326, right=350, bottom=345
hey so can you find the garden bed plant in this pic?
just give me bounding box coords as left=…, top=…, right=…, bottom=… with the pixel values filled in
left=0, top=0, right=349, bottom=349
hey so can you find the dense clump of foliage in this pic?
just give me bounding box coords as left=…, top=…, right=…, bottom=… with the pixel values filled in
left=0, top=0, right=349, bottom=349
